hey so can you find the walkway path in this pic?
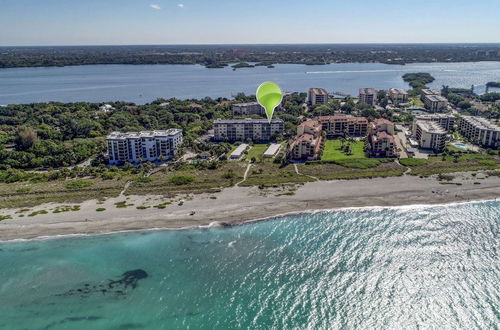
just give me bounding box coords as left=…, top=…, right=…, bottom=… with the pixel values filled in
left=293, top=163, right=318, bottom=181
left=236, top=163, right=252, bottom=186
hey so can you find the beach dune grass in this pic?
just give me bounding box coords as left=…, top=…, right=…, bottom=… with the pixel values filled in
left=408, top=154, right=499, bottom=176
left=241, top=162, right=314, bottom=187
left=299, top=161, right=406, bottom=180
left=0, top=176, right=132, bottom=209
left=126, top=162, right=247, bottom=196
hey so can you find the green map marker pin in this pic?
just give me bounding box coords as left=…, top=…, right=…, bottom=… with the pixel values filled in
left=256, top=81, right=283, bottom=123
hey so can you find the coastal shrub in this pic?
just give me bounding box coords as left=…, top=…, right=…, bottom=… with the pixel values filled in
left=28, top=210, right=48, bottom=217
left=0, top=215, right=12, bottom=221
left=135, top=176, right=153, bottom=183
left=478, top=160, right=497, bottom=167
left=170, top=175, right=195, bottom=185
left=136, top=205, right=150, bottom=210
left=65, top=179, right=94, bottom=190
left=53, top=205, right=80, bottom=213
left=96, top=208, right=106, bottom=212
left=334, top=159, right=380, bottom=169
left=115, top=201, right=133, bottom=208
left=399, top=158, right=428, bottom=166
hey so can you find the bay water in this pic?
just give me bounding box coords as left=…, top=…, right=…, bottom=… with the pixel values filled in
left=1, top=62, right=500, bottom=104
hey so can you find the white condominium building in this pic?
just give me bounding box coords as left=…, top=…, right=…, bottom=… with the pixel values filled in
left=413, top=114, right=456, bottom=132
left=213, top=118, right=284, bottom=142
left=107, top=129, right=183, bottom=164
left=459, top=116, right=500, bottom=148
left=414, top=121, right=446, bottom=151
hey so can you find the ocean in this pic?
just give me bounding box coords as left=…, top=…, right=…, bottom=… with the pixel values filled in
left=0, top=200, right=498, bottom=329
left=1, top=61, right=500, bottom=104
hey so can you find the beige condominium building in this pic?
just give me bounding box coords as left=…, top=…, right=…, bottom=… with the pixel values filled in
left=358, top=88, right=377, bottom=106
left=290, top=120, right=323, bottom=160
left=317, top=115, right=369, bottom=137
left=308, top=88, right=329, bottom=106
left=368, top=118, right=398, bottom=157
left=421, top=89, right=448, bottom=112
left=413, top=120, right=446, bottom=151
left=213, top=118, right=284, bottom=142
left=107, top=129, right=183, bottom=164
left=388, top=88, right=409, bottom=105
left=459, top=116, right=500, bottom=148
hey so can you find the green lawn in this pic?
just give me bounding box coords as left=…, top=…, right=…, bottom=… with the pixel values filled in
left=321, top=140, right=366, bottom=161
left=247, top=144, right=268, bottom=160
left=409, top=96, right=424, bottom=107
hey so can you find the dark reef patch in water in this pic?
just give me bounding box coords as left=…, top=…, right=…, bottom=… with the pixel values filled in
left=115, top=323, right=145, bottom=329
left=57, top=269, right=148, bottom=298
left=42, top=315, right=103, bottom=330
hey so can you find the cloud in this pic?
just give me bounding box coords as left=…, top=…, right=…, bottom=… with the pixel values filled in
left=177, top=3, right=185, bottom=8
left=150, top=4, right=161, bottom=10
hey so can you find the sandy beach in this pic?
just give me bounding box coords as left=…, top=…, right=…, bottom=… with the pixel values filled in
left=1, top=173, right=499, bottom=241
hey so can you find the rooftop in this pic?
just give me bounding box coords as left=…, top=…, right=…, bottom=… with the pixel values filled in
left=416, top=120, right=446, bottom=134
left=263, top=144, right=281, bottom=157
left=107, top=129, right=182, bottom=139
left=415, top=114, right=454, bottom=119
left=421, top=89, right=441, bottom=96
left=462, top=116, right=500, bottom=131
left=309, top=88, right=328, bottom=95
left=317, top=115, right=368, bottom=123
left=426, top=95, right=448, bottom=102
left=389, top=88, right=408, bottom=95
left=359, top=88, right=377, bottom=95
left=230, top=144, right=249, bottom=157
left=375, top=118, right=393, bottom=126
left=214, top=118, right=283, bottom=124
left=232, top=101, right=260, bottom=107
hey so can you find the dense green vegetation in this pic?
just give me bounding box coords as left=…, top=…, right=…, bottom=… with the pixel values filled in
left=1, top=44, right=499, bottom=69
left=402, top=73, right=435, bottom=89
left=486, top=82, right=500, bottom=88
left=0, top=93, right=304, bottom=170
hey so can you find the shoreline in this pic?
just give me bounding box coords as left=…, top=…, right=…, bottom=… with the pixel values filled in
left=2, top=198, right=497, bottom=244
left=1, top=173, right=499, bottom=242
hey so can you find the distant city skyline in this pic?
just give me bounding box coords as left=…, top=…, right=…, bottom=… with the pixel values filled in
left=1, top=0, right=499, bottom=46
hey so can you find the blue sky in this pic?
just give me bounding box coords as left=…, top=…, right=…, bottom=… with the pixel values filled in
left=0, top=0, right=499, bottom=46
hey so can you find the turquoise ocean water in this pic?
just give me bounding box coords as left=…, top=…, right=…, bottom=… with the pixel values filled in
left=0, top=200, right=499, bottom=329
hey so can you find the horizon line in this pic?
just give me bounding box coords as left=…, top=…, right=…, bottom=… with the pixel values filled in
left=2, top=42, right=500, bottom=48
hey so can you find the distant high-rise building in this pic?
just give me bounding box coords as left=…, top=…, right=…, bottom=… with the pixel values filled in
left=308, top=88, right=329, bottom=106
left=358, top=88, right=377, bottom=106
left=231, top=102, right=265, bottom=116
left=421, top=89, right=448, bottom=112
left=107, top=129, right=183, bottom=164
left=388, top=88, right=409, bottom=105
